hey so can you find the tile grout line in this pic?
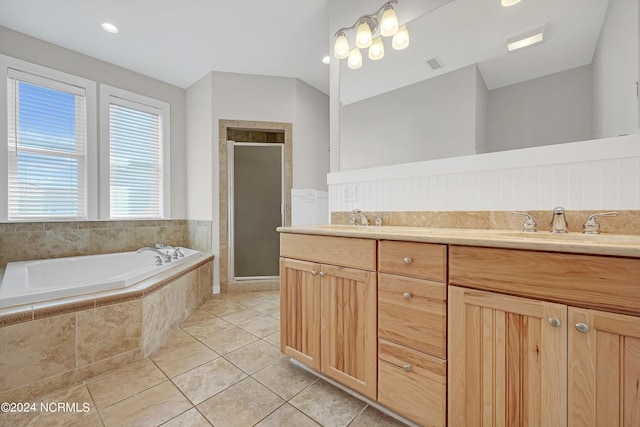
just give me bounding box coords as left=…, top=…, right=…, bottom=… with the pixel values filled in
left=83, top=381, right=107, bottom=426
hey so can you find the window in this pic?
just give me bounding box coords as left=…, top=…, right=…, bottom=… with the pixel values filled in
left=1, top=56, right=171, bottom=221
left=0, top=55, right=97, bottom=221
left=100, top=85, right=170, bottom=219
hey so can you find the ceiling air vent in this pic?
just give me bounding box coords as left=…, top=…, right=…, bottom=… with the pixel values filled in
left=426, top=56, right=444, bottom=71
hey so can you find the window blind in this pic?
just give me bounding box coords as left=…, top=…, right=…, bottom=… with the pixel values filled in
left=108, top=98, right=162, bottom=218
left=7, top=71, right=87, bottom=219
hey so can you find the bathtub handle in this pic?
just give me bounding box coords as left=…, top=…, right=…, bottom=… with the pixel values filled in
left=154, top=256, right=164, bottom=266
left=155, top=244, right=184, bottom=259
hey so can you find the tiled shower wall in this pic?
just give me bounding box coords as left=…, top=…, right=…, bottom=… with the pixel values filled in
left=0, top=219, right=212, bottom=274
left=328, top=135, right=640, bottom=213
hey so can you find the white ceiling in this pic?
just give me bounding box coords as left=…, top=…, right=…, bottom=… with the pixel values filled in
left=337, top=0, right=610, bottom=104
left=0, top=0, right=610, bottom=103
left=0, top=0, right=331, bottom=93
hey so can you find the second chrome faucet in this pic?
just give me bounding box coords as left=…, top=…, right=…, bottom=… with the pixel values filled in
left=550, top=207, right=568, bottom=233
left=513, top=207, right=618, bottom=234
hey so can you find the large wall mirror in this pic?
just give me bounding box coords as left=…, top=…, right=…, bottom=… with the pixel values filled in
left=334, top=0, right=640, bottom=171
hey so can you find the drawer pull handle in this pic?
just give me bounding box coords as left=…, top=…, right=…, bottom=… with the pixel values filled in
left=575, top=323, right=590, bottom=333
left=311, top=271, right=317, bottom=276
left=403, top=257, right=412, bottom=264
left=402, top=292, right=411, bottom=300
left=548, top=318, right=562, bottom=327
left=403, top=364, right=411, bottom=372
left=319, top=271, right=325, bottom=277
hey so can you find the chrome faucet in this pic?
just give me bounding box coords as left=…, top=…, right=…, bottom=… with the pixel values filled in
left=511, top=211, right=537, bottom=232
left=155, top=243, right=184, bottom=259
left=550, top=207, right=568, bottom=233
left=583, top=212, right=618, bottom=234
left=349, top=209, right=369, bottom=226
left=137, top=247, right=172, bottom=263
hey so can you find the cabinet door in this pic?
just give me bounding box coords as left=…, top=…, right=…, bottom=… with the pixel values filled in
left=280, top=257, right=321, bottom=370
left=448, top=286, right=567, bottom=427
left=321, top=264, right=377, bottom=400
left=569, top=307, right=640, bottom=426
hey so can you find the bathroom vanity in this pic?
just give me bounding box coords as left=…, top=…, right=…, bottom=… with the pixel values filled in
left=278, top=225, right=640, bottom=427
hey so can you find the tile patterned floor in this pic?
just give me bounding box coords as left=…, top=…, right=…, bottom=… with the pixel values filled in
left=0, top=291, right=408, bottom=427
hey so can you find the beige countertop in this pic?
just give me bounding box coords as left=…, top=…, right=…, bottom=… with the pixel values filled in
left=277, top=225, right=640, bottom=258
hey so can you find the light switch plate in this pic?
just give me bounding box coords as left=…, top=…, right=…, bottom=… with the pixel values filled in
left=343, top=185, right=357, bottom=202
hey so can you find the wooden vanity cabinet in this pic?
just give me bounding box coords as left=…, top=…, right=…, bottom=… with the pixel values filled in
left=449, top=245, right=640, bottom=427
left=280, top=257, right=321, bottom=370
left=280, top=233, right=377, bottom=400
left=377, top=240, right=448, bottom=426
left=448, top=286, right=567, bottom=427
left=320, top=263, right=377, bottom=399
left=568, top=307, right=640, bottom=426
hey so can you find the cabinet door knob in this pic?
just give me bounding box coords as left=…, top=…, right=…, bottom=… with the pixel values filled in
left=403, top=364, right=411, bottom=372
left=575, top=323, right=590, bottom=333
left=548, top=318, right=562, bottom=327
left=403, top=257, right=412, bottom=264
left=311, top=271, right=317, bottom=276
left=402, top=292, right=411, bottom=300
left=319, top=271, right=325, bottom=277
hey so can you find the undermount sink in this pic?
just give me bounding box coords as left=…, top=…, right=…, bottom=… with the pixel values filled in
left=498, top=232, right=640, bottom=245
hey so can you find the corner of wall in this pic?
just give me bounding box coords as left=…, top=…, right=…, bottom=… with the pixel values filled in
left=475, top=65, right=489, bottom=154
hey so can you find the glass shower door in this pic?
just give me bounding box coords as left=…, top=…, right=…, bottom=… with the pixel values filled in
left=229, top=142, right=283, bottom=280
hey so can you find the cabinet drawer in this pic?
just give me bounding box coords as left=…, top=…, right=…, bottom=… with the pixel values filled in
left=378, top=240, right=447, bottom=281
left=280, top=233, right=376, bottom=270
left=378, top=273, right=446, bottom=358
left=378, top=339, right=446, bottom=427
left=450, top=245, right=640, bottom=316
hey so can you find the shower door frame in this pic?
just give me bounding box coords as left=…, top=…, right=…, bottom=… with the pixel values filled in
left=227, top=140, right=285, bottom=282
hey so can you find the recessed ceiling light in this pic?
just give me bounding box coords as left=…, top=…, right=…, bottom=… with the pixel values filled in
left=101, top=22, right=119, bottom=34
left=501, top=0, right=521, bottom=6
left=507, top=25, right=545, bottom=52
left=322, top=56, right=331, bottom=65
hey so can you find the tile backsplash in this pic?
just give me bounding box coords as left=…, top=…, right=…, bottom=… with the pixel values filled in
left=0, top=219, right=212, bottom=273
left=331, top=210, right=640, bottom=235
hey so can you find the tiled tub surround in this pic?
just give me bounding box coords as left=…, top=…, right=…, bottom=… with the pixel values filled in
left=331, top=210, right=640, bottom=236
left=0, top=254, right=214, bottom=403
left=0, top=219, right=213, bottom=280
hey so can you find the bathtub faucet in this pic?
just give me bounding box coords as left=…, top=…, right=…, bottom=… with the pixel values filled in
left=137, top=247, right=172, bottom=264
left=155, top=244, right=184, bottom=259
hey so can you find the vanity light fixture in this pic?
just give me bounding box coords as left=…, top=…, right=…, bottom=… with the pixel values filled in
left=100, top=22, right=119, bottom=34
left=348, top=48, right=363, bottom=69
left=506, top=24, right=545, bottom=52
left=334, top=0, right=408, bottom=69
left=501, top=0, right=521, bottom=6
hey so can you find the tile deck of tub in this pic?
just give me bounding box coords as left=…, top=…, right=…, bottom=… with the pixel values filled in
left=0, top=290, right=408, bottom=427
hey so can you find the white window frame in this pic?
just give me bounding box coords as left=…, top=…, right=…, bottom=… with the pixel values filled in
left=0, top=54, right=98, bottom=221
left=99, top=84, right=171, bottom=219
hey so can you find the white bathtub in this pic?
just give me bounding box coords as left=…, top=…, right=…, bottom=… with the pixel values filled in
left=0, top=248, right=199, bottom=308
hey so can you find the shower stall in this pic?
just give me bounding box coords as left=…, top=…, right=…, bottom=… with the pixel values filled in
left=227, top=140, right=284, bottom=281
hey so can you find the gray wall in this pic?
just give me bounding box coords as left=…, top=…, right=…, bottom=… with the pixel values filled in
left=339, top=65, right=480, bottom=171
left=294, top=80, right=331, bottom=190
left=475, top=67, right=489, bottom=154
left=185, top=71, right=330, bottom=289
left=592, top=0, right=639, bottom=138
left=185, top=73, right=214, bottom=221
left=0, top=26, right=187, bottom=218
left=487, top=65, right=593, bottom=152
